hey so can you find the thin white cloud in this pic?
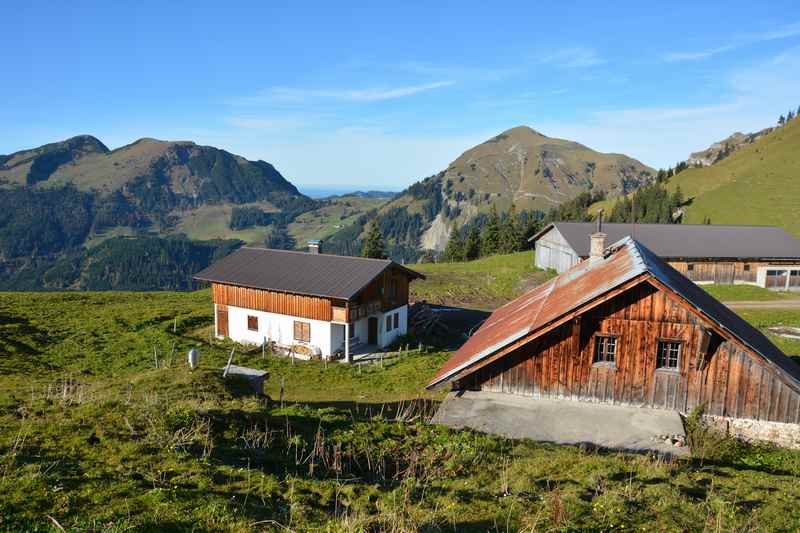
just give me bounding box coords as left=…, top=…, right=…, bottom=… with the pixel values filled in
left=231, top=81, right=454, bottom=106
left=663, top=21, right=800, bottom=62
left=663, top=45, right=737, bottom=62
left=538, top=47, right=800, bottom=169
left=395, top=62, right=522, bottom=82
left=225, top=116, right=310, bottom=130
left=540, top=47, right=605, bottom=68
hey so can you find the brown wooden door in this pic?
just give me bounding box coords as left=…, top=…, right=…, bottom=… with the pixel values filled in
left=368, top=317, right=378, bottom=345
left=216, top=305, right=229, bottom=337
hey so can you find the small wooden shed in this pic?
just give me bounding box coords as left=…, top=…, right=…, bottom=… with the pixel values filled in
left=429, top=235, right=800, bottom=443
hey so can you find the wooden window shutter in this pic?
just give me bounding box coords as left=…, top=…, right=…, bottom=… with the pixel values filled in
left=294, top=321, right=310, bottom=342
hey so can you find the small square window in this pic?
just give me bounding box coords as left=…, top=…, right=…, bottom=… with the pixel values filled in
left=593, top=336, right=617, bottom=365
left=393, top=313, right=399, bottom=329
left=247, top=315, right=258, bottom=332
left=687, top=264, right=694, bottom=272
left=657, top=340, right=681, bottom=370
left=743, top=264, right=751, bottom=272
left=293, top=321, right=310, bottom=342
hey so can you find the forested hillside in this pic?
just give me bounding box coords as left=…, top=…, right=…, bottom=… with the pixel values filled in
left=0, top=135, right=316, bottom=289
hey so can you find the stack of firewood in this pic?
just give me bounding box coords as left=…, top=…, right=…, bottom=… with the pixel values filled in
left=408, top=302, right=450, bottom=337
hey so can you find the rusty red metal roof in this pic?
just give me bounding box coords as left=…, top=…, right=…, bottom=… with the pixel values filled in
left=428, top=237, right=800, bottom=389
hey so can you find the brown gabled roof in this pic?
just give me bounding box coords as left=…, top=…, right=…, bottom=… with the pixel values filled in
left=530, top=222, right=800, bottom=260
left=428, top=237, right=800, bottom=389
left=193, top=247, right=423, bottom=301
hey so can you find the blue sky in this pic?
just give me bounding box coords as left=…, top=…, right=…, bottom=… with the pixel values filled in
left=3, top=1, right=800, bottom=190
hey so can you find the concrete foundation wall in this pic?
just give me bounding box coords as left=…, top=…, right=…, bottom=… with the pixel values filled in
left=704, top=415, right=800, bottom=449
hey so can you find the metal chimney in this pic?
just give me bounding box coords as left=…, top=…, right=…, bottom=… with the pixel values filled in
left=590, top=209, right=606, bottom=263
left=307, top=240, right=322, bottom=254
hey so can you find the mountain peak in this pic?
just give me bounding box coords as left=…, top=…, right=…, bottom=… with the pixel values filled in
left=64, top=135, right=110, bottom=153
left=502, top=125, right=547, bottom=138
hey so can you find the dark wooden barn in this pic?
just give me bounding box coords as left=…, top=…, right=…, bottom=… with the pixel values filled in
left=429, top=235, right=800, bottom=428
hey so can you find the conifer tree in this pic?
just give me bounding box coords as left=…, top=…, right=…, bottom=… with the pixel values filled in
left=779, top=114, right=786, bottom=126
left=499, top=204, right=523, bottom=254
left=361, top=221, right=387, bottom=259
left=480, top=204, right=501, bottom=256
left=464, top=226, right=481, bottom=261
left=442, top=226, right=465, bottom=262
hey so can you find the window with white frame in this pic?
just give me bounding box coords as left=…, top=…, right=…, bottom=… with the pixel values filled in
left=593, top=335, right=617, bottom=365
left=657, top=340, right=681, bottom=370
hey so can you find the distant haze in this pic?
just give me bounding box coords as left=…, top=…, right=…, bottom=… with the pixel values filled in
left=300, top=186, right=400, bottom=199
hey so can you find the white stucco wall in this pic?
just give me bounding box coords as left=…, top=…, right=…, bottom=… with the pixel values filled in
left=756, top=265, right=800, bottom=291
left=379, top=305, right=408, bottom=348
left=221, top=304, right=334, bottom=357
left=216, top=303, right=409, bottom=358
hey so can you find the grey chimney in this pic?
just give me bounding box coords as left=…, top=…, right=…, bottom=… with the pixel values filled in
left=307, top=240, right=322, bottom=254
left=589, top=209, right=606, bottom=263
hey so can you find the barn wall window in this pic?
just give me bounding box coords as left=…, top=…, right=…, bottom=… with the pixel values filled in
left=687, top=264, right=694, bottom=272
left=247, top=315, right=259, bottom=332
left=293, top=321, right=311, bottom=342
left=657, top=340, right=681, bottom=370
left=393, top=312, right=399, bottom=329
left=593, top=335, right=617, bottom=365
left=386, top=315, right=392, bottom=331
left=743, top=264, right=751, bottom=272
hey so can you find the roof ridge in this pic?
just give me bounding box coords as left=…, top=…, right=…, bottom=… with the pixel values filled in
left=554, top=221, right=785, bottom=229
left=239, top=246, right=393, bottom=263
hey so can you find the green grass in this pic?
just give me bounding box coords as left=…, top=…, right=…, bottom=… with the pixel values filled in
left=287, top=195, right=387, bottom=246
left=702, top=284, right=800, bottom=302
left=593, top=118, right=800, bottom=238
left=670, top=119, right=800, bottom=237
left=4, top=290, right=800, bottom=530
left=171, top=202, right=277, bottom=244
left=410, top=251, right=554, bottom=309
left=735, top=307, right=800, bottom=358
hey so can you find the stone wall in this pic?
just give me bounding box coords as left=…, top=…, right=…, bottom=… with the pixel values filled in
left=704, top=415, right=800, bottom=449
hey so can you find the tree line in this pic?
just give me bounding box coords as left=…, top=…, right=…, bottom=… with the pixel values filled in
left=777, top=105, right=800, bottom=127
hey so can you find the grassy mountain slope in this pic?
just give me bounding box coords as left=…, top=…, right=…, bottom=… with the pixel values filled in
left=590, top=118, right=800, bottom=237
left=326, top=126, right=655, bottom=258
left=670, top=118, right=800, bottom=236
left=686, top=127, right=773, bottom=167
left=2, top=290, right=800, bottom=529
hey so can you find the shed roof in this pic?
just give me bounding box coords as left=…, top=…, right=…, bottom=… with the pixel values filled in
left=428, top=237, right=800, bottom=389
left=530, top=222, right=800, bottom=259
left=194, top=247, right=423, bottom=301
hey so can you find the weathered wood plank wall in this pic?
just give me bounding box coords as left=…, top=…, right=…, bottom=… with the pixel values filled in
left=212, top=283, right=335, bottom=321
left=465, top=282, right=800, bottom=424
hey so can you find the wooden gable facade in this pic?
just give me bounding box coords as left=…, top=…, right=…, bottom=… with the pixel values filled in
left=456, top=276, right=800, bottom=424
left=210, top=265, right=413, bottom=325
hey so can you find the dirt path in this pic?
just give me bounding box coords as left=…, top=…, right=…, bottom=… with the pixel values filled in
left=724, top=300, right=800, bottom=309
